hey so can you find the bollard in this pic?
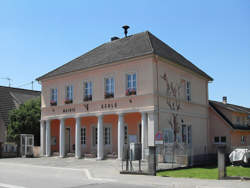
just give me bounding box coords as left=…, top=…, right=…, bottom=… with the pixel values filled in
left=217, top=145, right=227, bottom=179
left=148, top=146, right=156, bottom=176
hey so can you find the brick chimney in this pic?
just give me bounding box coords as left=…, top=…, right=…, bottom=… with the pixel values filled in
left=222, top=96, right=227, bottom=104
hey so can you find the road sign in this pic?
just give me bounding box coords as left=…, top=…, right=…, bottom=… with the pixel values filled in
left=155, top=131, right=163, bottom=145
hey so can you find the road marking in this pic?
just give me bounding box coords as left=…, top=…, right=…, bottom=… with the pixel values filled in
left=0, top=183, right=26, bottom=188
left=0, top=162, right=116, bottom=182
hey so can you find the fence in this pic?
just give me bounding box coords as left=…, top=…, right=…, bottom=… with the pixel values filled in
left=0, top=143, right=18, bottom=158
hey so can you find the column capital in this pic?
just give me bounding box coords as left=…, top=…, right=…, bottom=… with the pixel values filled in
left=118, top=113, right=124, bottom=118
left=97, top=114, right=104, bottom=118
left=45, top=119, right=51, bottom=124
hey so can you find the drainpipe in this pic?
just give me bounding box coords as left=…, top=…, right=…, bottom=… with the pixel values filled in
left=154, top=55, right=160, bottom=131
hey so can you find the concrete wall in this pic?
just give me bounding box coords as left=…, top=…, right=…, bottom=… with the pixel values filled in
left=208, top=107, right=232, bottom=153
left=154, top=57, right=210, bottom=164
left=41, top=56, right=154, bottom=109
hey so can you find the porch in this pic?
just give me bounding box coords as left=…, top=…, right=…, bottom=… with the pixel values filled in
left=40, top=111, right=156, bottom=160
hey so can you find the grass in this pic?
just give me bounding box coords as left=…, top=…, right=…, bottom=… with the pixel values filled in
left=157, top=166, right=250, bottom=179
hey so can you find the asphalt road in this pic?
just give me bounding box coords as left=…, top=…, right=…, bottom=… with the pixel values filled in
left=0, top=161, right=159, bottom=188
left=1, top=158, right=250, bottom=188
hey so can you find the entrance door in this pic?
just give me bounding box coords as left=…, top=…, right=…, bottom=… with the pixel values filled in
left=65, top=128, right=71, bottom=153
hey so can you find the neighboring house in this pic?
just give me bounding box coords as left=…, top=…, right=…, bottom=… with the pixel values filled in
left=0, top=86, right=41, bottom=143
left=209, top=97, right=250, bottom=154
left=36, top=30, right=213, bottom=165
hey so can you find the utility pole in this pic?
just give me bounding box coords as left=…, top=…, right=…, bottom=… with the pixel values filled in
left=31, top=81, right=34, bottom=90
left=0, top=77, right=12, bottom=87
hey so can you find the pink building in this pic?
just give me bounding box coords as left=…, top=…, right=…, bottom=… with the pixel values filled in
left=37, top=30, right=213, bottom=164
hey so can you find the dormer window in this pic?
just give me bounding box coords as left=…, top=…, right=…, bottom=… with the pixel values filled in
left=50, top=88, right=57, bottom=106
left=65, top=85, right=73, bottom=104
left=84, top=81, right=92, bottom=101
left=126, top=73, right=137, bottom=96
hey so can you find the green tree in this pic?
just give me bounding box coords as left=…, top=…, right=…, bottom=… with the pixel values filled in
left=7, top=98, right=41, bottom=146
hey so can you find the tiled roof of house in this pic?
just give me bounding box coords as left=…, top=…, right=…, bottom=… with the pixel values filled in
left=209, top=100, right=250, bottom=130
left=0, top=86, right=40, bottom=126
left=209, top=100, right=250, bottom=114
left=37, top=31, right=213, bottom=81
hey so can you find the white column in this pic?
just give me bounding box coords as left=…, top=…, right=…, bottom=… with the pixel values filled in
left=141, top=112, right=148, bottom=160
left=59, top=118, right=65, bottom=157
left=97, top=115, right=104, bottom=160
left=118, top=113, right=124, bottom=160
left=40, top=120, right=46, bottom=156
left=45, top=120, right=51, bottom=157
left=75, top=117, right=81, bottom=159
left=148, top=111, right=158, bottom=146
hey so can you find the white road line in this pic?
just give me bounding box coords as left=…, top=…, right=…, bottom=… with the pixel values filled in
left=0, top=183, right=26, bottom=188
left=0, top=162, right=116, bottom=182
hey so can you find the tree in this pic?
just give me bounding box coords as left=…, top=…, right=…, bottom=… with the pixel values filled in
left=7, top=98, right=41, bottom=146
left=161, top=73, right=182, bottom=142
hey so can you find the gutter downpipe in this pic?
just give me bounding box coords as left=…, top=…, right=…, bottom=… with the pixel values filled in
left=154, top=55, right=160, bottom=131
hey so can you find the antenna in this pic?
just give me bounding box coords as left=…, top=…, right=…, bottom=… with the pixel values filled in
left=0, top=77, right=12, bottom=87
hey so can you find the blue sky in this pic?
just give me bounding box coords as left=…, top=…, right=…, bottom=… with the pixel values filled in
left=0, top=0, right=249, bottom=107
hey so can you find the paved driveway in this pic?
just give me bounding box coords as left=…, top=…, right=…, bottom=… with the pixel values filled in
left=0, top=157, right=250, bottom=188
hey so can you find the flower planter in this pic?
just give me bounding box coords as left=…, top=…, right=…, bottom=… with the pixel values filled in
left=64, top=99, right=73, bottom=104
left=126, top=89, right=136, bottom=96
left=105, top=93, right=114, bottom=99
left=84, top=95, right=92, bottom=102
left=50, top=101, right=57, bottom=106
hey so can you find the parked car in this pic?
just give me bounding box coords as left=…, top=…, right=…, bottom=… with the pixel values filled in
left=229, top=148, right=250, bottom=166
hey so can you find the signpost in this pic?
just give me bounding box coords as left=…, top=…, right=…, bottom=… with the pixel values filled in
left=155, top=131, right=163, bottom=145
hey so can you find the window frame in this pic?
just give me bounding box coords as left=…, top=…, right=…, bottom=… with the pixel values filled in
left=241, top=135, right=246, bottom=144
left=186, top=81, right=191, bottom=102
left=104, top=77, right=114, bottom=99
left=126, top=73, right=137, bottom=96
left=65, top=85, right=73, bottom=104
left=104, top=126, right=112, bottom=145
left=80, top=126, right=87, bottom=145
left=50, top=88, right=58, bottom=106
left=83, top=81, right=93, bottom=101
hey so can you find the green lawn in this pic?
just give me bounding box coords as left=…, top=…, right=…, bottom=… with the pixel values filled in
left=157, top=166, right=250, bottom=179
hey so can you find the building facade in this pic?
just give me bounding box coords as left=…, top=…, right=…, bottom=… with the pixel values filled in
left=209, top=98, right=250, bottom=154
left=37, top=31, right=213, bottom=163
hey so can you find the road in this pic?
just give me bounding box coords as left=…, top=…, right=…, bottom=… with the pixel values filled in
left=0, top=158, right=250, bottom=188
left=0, top=161, right=157, bottom=188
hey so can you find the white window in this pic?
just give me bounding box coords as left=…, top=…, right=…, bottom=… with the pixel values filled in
left=186, top=81, right=191, bottom=101
left=50, top=88, right=57, bottom=106
left=81, top=127, right=86, bottom=145
left=105, top=77, right=114, bottom=98
left=126, top=73, right=137, bottom=96
left=214, top=136, right=226, bottom=144
left=84, top=81, right=92, bottom=101
left=104, top=127, right=111, bottom=145
left=241, top=136, right=246, bottom=144
left=65, top=85, right=73, bottom=103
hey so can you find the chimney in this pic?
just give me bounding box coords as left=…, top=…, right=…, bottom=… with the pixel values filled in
left=122, top=25, right=130, bottom=37
left=222, top=96, right=227, bottom=104
left=111, top=36, right=119, bottom=41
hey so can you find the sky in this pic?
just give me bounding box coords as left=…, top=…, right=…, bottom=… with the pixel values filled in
left=0, top=0, right=249, bottom=107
